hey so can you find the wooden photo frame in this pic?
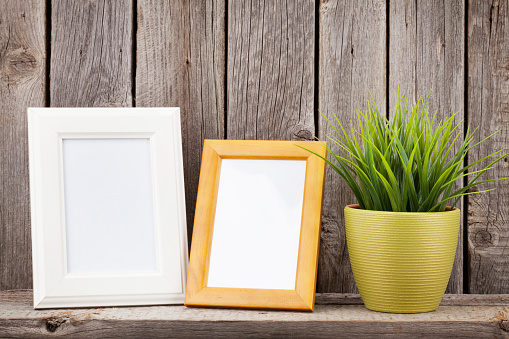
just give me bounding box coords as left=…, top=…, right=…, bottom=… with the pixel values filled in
left=185, top=140, right=326, bottom=311
left=28, top=107, right=188, bottom=309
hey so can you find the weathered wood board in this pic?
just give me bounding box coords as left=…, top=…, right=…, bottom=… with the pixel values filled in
left=227, top=0, right=315, bottom=141
left=467, top=0, right=509, bottom=294
left=136, top=0, right=225, bottom=245
left=0, top=0, right=46, bottom=290
left=50, top=0, right=133, bottom=107
left=389, top=0, right=465, bottom=294
left=1, top=290, right=509, bottom=338
left=318, top=0, right=386, bottom=292
left=316, top=292, right=509, bottom=306
left=1, top=0, right=509, bottom=296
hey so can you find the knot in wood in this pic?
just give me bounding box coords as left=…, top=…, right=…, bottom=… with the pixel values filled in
left=1, top=47, right=39, bottom=85
left=466, top=186, right=479, bottom=193
left=321, top=217, right=340, bottom=233
left=474, top=230, right=493, bottom=247
left=294, top=129, right=313, bottom=141
left=45, top=316, right=70, bottom=332
left=499, top=319, right=509, bottom=332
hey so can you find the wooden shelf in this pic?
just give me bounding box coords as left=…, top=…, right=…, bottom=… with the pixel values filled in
left=1, top=290, right=508, bottom=338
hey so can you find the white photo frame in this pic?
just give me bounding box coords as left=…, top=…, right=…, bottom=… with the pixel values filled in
left=28, top=107, right=188, bottom=309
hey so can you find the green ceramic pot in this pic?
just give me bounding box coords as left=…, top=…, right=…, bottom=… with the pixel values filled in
left=344, top=204, right=460, bottom=313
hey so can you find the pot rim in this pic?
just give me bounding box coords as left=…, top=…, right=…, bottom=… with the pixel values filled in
left=346, top=204, right=460, bottom=214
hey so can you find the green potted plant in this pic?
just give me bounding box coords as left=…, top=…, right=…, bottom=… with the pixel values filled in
left=300, top=92, right=508, bottom=313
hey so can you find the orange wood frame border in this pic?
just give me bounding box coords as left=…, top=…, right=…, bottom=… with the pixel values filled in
left=185, top=140, right=327, bottom=311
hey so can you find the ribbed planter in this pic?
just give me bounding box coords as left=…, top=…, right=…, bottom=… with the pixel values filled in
left=344, top=204, right=460, bottom=313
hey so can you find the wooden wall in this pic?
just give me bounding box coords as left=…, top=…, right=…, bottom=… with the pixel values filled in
left=0, top=0, right=507, bottom=294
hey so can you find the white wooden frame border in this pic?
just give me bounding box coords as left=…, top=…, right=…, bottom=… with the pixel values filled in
left=28, top=107, right=188, bottom=309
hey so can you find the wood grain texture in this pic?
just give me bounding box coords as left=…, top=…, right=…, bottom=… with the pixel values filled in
left=318, top=0, right=386, bottom=292
left=467, top=0, right=509, bottom=294
left=1, top=0, right=508, bottom=297
left=0, top=0, right=46, bottom=290
left=389, top=0, right=465, bottom=294
left=2, top=290, right=509, bottom=338
left=227, top=0, right=315, bottom=141
left=50, top=0, right=133, bottom=107
left=136, top=0, right=225, bottom=245
left=315, top=293, right=509, bottom=306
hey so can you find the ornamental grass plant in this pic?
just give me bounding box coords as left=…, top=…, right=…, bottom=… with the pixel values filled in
left=302, top=91, right=509, bottom=212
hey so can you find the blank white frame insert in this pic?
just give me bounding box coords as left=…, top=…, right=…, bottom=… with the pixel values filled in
left=63, top=138, right=157, bottom=274
left=207, top=159, right=306, bottom=290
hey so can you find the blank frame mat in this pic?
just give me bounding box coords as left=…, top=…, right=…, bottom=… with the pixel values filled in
left=62, top=139, right=157, bottom=274
left=206, top=159, right=306, bottom=290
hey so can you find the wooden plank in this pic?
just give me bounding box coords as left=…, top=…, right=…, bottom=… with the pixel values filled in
left=0, top=0, right=46, bottom=290
left=389, top=0, right=465, bottom=294
left=316, top=293, right=509, bottom=306
left=318, top=0, right=386, bottom=292
left=50, top=0, right=133, bottom=107
left=227, top=0, right=315, bottom=141
left=1, top=291, right=509, bottom=338
left=136, top=0, right=225, bottom=245
left=467, top=0, right=509, bottom=293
